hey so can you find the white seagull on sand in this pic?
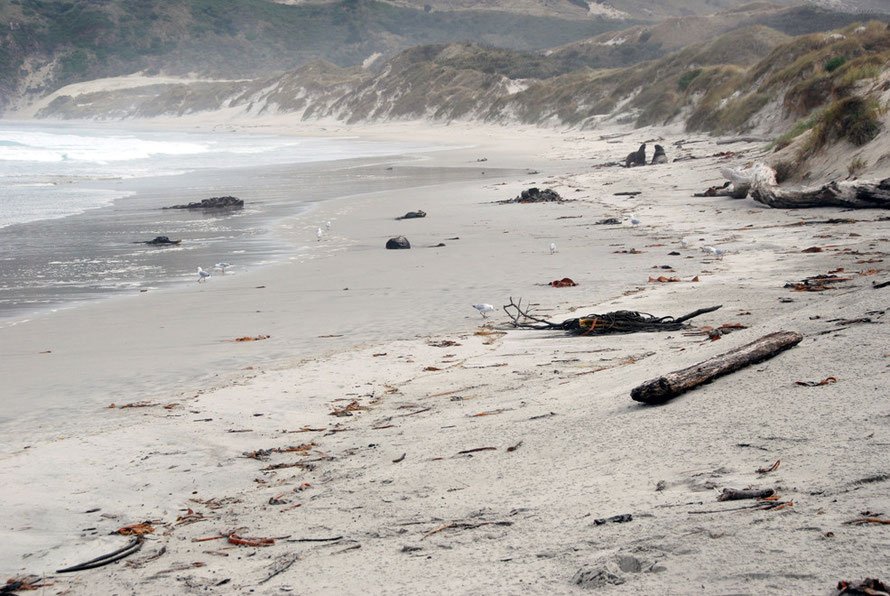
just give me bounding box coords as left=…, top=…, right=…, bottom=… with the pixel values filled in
left=325, top=221, right=332, bottom=231
left=197, top=266, right=211, bottom=282
left=629, top=214, right=641, bottom=226
left=472, top=304, right=495, bottom=318
left=550, top=242, right=557, bottom=254
left=680, top=237, right=690, bottom=248
left=214, top=262, right=230, bottom=274
left=316, top=227, right=323, bottom=242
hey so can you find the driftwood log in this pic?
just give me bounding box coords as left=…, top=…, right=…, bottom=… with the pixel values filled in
left=747, top=164, right=890, bottom=209
left=631, top=331, right=803, bottom=404
left=717, top=488, right=775, bottom=501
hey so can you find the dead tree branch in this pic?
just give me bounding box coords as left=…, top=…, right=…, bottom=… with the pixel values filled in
left=504, top=297, right=721, bottom=335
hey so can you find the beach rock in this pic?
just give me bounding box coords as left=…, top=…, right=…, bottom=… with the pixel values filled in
left=386, top=236, right=411, bottom=249
left=651, top=144, right=667, bottom=165
left=163, top=196, right=244, bottom=210
left=595, top=217, right=621, bottom=225
left=500, top=187, right=564, bottom=204
left=395, top=210, right=426, bottom=220
left=141, top=236, right=181, bottom=245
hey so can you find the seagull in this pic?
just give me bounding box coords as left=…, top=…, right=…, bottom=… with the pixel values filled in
left=680, top=237, right=689, bottom=248
left=550, top=242, right=557, bottom=255
left=714, top=247, right=726, bottom=259
left=316, top=227, right=323, bottom=242
left=630, top=214, right=641, bottom=226
left=472, top=304, right=495, bottom=318
left=197, top=266, right=211, bottom=282
left=325, top=221, right=332, bottom=231
left=214, top=262, right=230, bottom=274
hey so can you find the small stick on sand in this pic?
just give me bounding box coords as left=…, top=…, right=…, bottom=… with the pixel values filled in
left=57, top=537, right=144, bottom=573
left=257, top=554, right=300, bottom=584
left=457, top=447, right=497, bottom=455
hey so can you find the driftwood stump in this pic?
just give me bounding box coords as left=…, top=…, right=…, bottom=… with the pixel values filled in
left=631, top=331, right=803, bottom=404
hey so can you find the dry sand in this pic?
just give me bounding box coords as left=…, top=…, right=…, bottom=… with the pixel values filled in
left=1, top=120, right=888, bottom=595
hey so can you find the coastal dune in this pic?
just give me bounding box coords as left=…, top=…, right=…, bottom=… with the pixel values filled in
left=1, top=122, right=888, bottom=593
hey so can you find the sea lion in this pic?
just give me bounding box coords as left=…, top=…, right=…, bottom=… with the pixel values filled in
left=625, top=143, right=646, bottom=168
left=651, top=144, right=667, bottom=165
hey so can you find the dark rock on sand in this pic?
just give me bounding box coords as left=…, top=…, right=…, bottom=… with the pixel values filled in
left=164, top=196, right=244, bottom=210
left=139, top=236, right=181, bottom=245
left=395, top=210, right=426, bottom=220
left=386, top=236, right=411, bottom=249
left=499, top=187, right=564, bottom=204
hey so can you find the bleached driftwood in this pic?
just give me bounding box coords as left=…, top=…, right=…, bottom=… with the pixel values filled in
left=748, top=164, right=890, bottom=209
left=694, top=167, right=752, bottom=198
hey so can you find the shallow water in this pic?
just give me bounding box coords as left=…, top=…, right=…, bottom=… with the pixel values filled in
left=0, top=122, right=487, bottom=322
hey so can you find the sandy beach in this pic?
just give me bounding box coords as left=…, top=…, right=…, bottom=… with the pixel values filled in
left=1, top=119, right=888, bottom=594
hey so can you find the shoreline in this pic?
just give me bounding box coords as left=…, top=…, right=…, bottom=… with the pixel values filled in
left=1, top=119, right=888, bottom=593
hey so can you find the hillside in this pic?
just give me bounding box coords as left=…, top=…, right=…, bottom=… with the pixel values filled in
left=1, top=0, right=643, bottom=110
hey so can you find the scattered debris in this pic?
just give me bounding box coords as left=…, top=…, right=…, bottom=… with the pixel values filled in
left=226, top=335, right=270, bottom=342
left=114, top=522, right=155, bottom=536
left=594, top=514, right=633, bottom=525
left=836, top=578, right=890, bottom=595
left=795, top=377, right=837, bottom=387
left=757, top=460, right=781, bottom=474
left=548, top=277, right=578, bottom=287
left=421, top=520, right=513, bottom=540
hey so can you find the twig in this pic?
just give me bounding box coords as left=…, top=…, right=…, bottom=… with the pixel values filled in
left=421, top=521, right=513, bottom=540
left=843, top=517, right=890, bottom=525
left=393, top=453, right=407, bottom=463
left=57, top=537, right=144, bottom=573
left=257, top=554, right=300, bottom=584
left=286, top=536, right=344, bottom=542
left=332, top=544, right=362, bottom=554
left=457, top=447, right=497, bottom=455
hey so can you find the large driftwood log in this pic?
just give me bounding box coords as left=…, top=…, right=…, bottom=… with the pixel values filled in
left=749, top=164, right=890, bottom=209
left=631, top=331, right=803, bottom=404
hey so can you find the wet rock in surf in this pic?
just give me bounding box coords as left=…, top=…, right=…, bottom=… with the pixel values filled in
left=164, top=196, right=244, bottom=210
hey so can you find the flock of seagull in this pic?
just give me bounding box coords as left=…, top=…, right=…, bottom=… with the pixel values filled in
left=197, top=220, right=334, bottom=282
left=190, top=211, right=726, bottom=320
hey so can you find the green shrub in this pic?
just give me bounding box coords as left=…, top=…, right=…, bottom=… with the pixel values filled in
left=814, top=96, right=881, bottom=147
left=824, top=55, right=845, bottom=72
left=773, top=113, right=819, bottom=150
left=677, top=68, right=702, bottom=91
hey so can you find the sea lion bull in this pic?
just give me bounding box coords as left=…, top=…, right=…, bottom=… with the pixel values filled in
left=625, top=143, right=646, bottom=168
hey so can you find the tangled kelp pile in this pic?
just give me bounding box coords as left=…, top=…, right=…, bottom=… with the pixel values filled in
left=504, top=298, right=721, bottom=335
